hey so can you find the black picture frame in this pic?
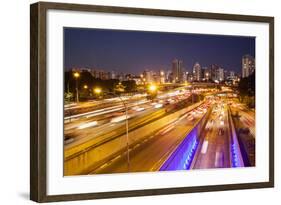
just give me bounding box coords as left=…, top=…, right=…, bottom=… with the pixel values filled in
left=30, top=1, right=274, bottom=202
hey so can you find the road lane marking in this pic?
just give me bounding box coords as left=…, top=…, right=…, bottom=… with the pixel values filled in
left=160, top=125, right=175, bottom=135
left=201, top=140, right=209, bottom=154
left=99, top=163, right=108, bottom=169
left=112, top=155, right=121, bottom=162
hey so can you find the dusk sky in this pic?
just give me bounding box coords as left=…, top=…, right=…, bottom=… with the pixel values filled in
left=64, top=27, right=255, bottom=74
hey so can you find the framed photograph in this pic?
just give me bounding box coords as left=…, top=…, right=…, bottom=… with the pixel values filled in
left=30, top=1, right=274, bottom=202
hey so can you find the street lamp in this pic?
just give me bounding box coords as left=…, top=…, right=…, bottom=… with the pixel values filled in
left=83, top=85, right=88, bottom=89
left=73, top=72, right=80, bottom=103
left=93, top=87, right=130, bottom=172
left=94, top=87, right=102, bottom=95
left=148, top=84, right=157, bottom=92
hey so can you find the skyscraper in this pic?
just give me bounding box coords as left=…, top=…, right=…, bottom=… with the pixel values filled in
left=242, top=54, right=255, bottom=78
left=143, top=70, right=154, bottom=83
left=172, top=59, right=183, bottom=83
left=193, top=62, right=201, bottom=81
left=202, top=67, right=210, bottom=81
left=159, top=70, right=165, bottom=84
left=110, top=70, right=117, bottom=79
left=218, top=68, right=224, bottom=82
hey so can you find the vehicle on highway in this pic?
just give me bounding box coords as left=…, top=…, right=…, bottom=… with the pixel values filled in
left=64, top=136, right=75, bottom=145
left=218, top=128, right=224, bottom=136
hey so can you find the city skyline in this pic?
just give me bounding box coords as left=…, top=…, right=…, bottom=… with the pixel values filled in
left=64, top=28, right=255, bottom=74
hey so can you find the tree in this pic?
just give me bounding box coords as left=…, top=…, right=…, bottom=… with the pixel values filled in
left=237, top=71, right=255, bottom=106
left=114, top=83, right=126, bottom=93
left=121, top=80, right=137, bottom=92
left=64, top=92, right=73, bottom=103
left=238, top=77, right=248, bottom=102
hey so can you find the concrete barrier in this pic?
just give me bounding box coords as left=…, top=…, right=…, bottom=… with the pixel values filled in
left=228, top=107, right=244, bottom=167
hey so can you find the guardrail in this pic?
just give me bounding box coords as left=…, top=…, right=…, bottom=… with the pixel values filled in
left=228, top=107, right=244, bottom=167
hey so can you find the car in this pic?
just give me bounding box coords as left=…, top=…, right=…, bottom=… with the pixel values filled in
left=218, top=128, right=224, bottom=136
left=64, top=136, right=75, bottom=145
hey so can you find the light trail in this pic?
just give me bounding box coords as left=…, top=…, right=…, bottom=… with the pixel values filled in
left=77, top=121, right=98, bottom=129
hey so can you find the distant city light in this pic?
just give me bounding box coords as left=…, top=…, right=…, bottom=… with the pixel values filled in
left=94, top=87, right=102, bottom=94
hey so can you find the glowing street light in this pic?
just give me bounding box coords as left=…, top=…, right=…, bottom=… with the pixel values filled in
left=73, top=72, right=80, bottom=78
left=93, top=87, right=102, bottom=95
left=73, top=72, right=80, bottom=103
left=83, top=85, right=88, bottom=89
left=148, top=84, right=157, bottom=92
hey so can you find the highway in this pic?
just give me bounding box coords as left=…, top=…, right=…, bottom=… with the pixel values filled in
left=192, top=100, right=231, bottom=169
left=64, top=88, right=192, bottom=149
left=91, top=102, right=211, bottom=174
left=230, top=102, right=255, bottom=138
left=63, top=86, right=255, bottom=175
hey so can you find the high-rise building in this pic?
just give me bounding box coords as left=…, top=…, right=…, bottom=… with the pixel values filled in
left=242, top=54, right=255, bottom=78
left=217, top=68, right=224, bottom=82
left=183, top=71, right=188, bottom=83
left=159, top=70, right=165, bottom=84
left=110, top=70, right=117, bottom=79
left=210, top=64, right=219, bottom=82
left=193, top=62, right=201, bottom=81
left=166, top=70, right=173, bottom=83
left=209, top=64, right=225, bottom=82
left=143, top=70, right=154, bottom=83
left=202, top=67, right=210, bottom=81
left=228, top=71, right=235, bottom=79
left=187, top=72, right=194, bottom=82
left=172, top=59, right=183, bottom=83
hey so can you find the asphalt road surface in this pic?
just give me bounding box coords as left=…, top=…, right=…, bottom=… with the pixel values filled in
left=193, top=101, right=231, bottom=169
left=91, top=102, right=210, bottom=174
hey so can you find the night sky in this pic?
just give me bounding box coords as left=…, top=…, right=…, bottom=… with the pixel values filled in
left=64, top=27, right=255, bottom=74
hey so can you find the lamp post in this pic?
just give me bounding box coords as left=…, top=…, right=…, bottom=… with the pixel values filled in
left=189, top=77, right=194, bottom=104
left=147, top=84, right=158, bottom=101
left=93, top=87, right=130, bottom=172
left=73, top=72, right=80, bottom=103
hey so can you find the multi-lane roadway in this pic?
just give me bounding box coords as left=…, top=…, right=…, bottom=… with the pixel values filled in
left=64, top=87, right=255, bottom=175
left=193, top=101, right=231, bottom=169
left=92, top=102, right=210, bottom=174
